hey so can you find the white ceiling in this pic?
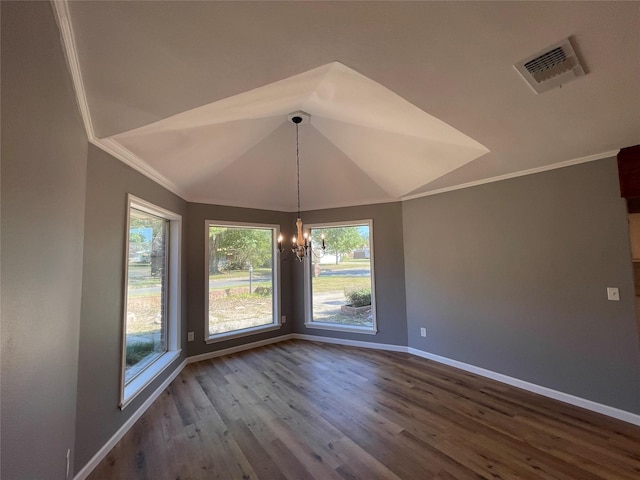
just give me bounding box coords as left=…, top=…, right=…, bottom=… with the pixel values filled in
left=58, top=1, right=640, bottom=211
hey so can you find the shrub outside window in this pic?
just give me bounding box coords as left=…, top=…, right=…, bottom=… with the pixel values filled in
left=304, top=220, right=377, bottom=334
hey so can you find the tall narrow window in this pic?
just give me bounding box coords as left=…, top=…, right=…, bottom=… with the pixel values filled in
left=206, top=221, right=280, bottom=342
left=122, top=196, right=181, bottom=408
left=304, top=220, right=377, bottom=334
left=125, top=209, right=168, bottom=382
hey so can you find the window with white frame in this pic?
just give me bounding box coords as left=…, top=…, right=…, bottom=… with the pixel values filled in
left=304, top=220, right=377, bottom=334
left=205, top=221, right=280, bottom=342
left=121, top=195, right=181, bottom=408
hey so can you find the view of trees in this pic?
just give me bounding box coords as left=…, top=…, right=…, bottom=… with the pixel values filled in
left=209, top=226, right=272, bottom=274
left=206, top=223, right=374, bottom=336
left=129, top=232, right=146, bottom=244
left=208, top=224, right=368, bottom=273
left=312, top=226, right=366, bottom=264
left=129, top=210, right=167, bottom=275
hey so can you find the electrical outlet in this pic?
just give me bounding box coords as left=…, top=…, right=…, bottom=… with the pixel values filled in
left=187, top=331, right=194, bottom=341
left=281, top=315, right=287, bottom=324
left=420, top=327, right=426, bottom=337
left=607, top=287, right=620, bottom=301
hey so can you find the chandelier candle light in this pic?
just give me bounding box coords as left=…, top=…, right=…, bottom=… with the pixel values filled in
left=278, top=112, right=326, bottom=262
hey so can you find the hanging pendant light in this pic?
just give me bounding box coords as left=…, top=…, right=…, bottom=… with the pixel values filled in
left=277, top=112, right=326, bottom=262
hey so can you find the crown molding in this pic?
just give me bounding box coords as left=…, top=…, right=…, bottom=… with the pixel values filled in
left=401, top=149, right=620, bottom=202
left=94, top=138, right=186, bottom=198
left=51, top=0, right=621, bottom=208
left=51, top=0, right=94, bottom=138
left=51, top=0, right=187, bottom=199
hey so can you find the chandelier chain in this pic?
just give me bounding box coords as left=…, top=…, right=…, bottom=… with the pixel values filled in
left=277, top=112, right=326, bottom=262
left=296, top=123, right=301, bottom=218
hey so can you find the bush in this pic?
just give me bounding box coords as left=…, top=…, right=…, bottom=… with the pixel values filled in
left=254, top=286, right=272, bottom=296
left=345, top=287, right=371, bottom=307
left=126, top=341, right=155, bottom=366
left=225, top=259, right=247, bottom=270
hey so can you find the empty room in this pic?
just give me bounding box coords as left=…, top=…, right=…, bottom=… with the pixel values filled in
left=2, top=1, right=640, bottom=479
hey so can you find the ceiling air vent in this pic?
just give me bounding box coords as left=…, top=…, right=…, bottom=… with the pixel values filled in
left=514, top=38, right=586, bottom=94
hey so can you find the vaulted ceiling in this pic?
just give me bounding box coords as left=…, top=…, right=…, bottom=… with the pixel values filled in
left=56, top=1, right=640, bottom=211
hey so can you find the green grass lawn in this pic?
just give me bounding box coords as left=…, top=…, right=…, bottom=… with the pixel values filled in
left=128, top=262, right=372, bottom=336
left=311, top=275, right=370, bottom=293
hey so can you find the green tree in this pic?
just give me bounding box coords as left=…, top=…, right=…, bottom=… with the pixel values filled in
left=129, top=232, right=146, bottom=244
left=209, top=227, right=226, bottom=274
left=313, top=226, right=365, bottom=264
left=209, top=226, right=272, bottom=274
left=222, top=228, right=271, bottom=268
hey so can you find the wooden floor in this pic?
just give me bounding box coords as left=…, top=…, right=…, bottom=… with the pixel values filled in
left=88, top=340, right=640, bottom=480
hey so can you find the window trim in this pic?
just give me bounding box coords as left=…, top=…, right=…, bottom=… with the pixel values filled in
left=120, top=194, right=182, bottom=409
left=303, top=219, right=378, bottom=335
left=204, top=220, right=282, bottom=344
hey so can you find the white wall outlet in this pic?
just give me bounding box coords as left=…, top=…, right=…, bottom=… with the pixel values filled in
left=420, top=327, right=426, bottom=337
left=187, top=331, right=194, bottom=341
left=607, top=287, right=620, bottom=301
left=281, top=315, right=286, bottom=324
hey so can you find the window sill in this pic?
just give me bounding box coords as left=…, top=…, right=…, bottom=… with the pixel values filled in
left=304, top=322, right=377, bottom=335
left=120, top=350, right=181, bottom=410
left=206, top=323, right=282, bottom=344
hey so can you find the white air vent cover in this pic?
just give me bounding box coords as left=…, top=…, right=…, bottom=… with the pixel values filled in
left=515, top=38, right=586, bottom=94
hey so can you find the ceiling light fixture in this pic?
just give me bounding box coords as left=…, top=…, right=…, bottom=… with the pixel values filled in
left=278, top=112, right=326, bottom=262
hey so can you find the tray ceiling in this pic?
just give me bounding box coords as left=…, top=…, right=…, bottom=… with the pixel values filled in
left=111, top=62, right=489, bottom=210
left=55, top=1, right=640, bottom=211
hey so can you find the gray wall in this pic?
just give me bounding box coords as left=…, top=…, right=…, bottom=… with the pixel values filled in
left=3, top=4, right=639, bottom=478
left=403, top=158, right=640, bottom=413
left=74, top=145, right=188, bottom=471
left=186, top=203, right=293, bottom=357
left=292, top=203, right=408, bottom=346
left=1, top=2, right=88, bottom=478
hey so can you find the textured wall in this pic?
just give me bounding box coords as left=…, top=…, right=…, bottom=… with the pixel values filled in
left=74, top=146, right=188, bottom=471
left=291, top=202, right=408, bottom=346
left=403, top=159, right=640, bottom=413
left=1, top=2, right=88, bottom=477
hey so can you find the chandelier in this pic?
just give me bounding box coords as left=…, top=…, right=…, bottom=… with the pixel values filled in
left=278, top=112, right=326, bottom=262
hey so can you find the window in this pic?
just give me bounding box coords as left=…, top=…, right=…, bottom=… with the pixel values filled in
left=121, top=195, right=181, bottom=408
left=205, top=221, right=280, bottom=342
left=304, top=220, right=377, bottom=334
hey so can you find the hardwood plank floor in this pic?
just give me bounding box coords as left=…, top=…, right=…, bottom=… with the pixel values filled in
left=87, top=340, right=640, bottom=480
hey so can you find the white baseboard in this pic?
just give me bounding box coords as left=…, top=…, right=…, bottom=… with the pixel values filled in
left=408, top=347, right=640, bottom=427
left=74, top=333, right=640, bottom=480
left=187, top=334, right=295, bottom=364
left=292, top=333, right=408, bottom=353
left=73, top=358, right=188, bottom=480
left=291, top=334, right=640, bottom=426
left=73, top=334, right=295, bottom=480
